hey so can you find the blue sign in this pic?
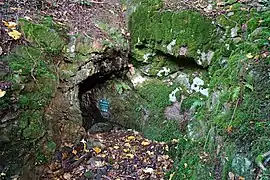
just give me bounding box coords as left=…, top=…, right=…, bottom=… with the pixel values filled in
left=99, top=99, right=110, bottom=113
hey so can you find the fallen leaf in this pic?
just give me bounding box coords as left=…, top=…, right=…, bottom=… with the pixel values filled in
left=143, top=167, right=154, bottom=174
left=63, top=173, right=72, bottom=180
left=61, top=152, right=68, bottom=160
left=127, top=135, right=135, bottom=140
left=93, top=147, right=101, bottom=154
left=10, top=7, right=22, bottom=11
left=165, top=145, right=169, bottom=151
left=246, top=53, right=254, bottom=59
left=239, top=176, right=245, bottom=180
left=268, top=37, right=270, bottom=41
left=24, top=16, right=32, bottom=21
left=141, top=141, right=150, bottom=146
left=122, top=4, right=127, bottom=12
left=126, top=153, right=134, bottom=158
left=2, top=21, right=17, bottom=29
left=99, top=154, right=106, bottom=158
left=163, top=155, right=169, bottom=160
left=83, top=143, right=89, bottom=152
left=184, top=163, right=188, bottom=168
left=72, top=149, right=77, bottom=155
left=123, top=148, right=129, bottom=153
left=217, top=2, right=225, bottom=6
left=0, top=89, right=6, bottom=98
left=8, top=30, right=21, bottom=40
left=113, top=145, right=120, bottom=149
left=227, top=126, right=233, bottom=134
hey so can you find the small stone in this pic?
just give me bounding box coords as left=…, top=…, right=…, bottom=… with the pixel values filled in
left=227, top=12, right=234, bottom=17
left=169, top=88, right=180, bottom=102
left=231, top=27, right=238, bottom=38
left=179, top=46, right=188, bottom=56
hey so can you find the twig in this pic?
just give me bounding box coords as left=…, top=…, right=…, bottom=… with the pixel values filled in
left=102, top=175, right=112, bottom=180
left=25, top=48, right=38, bottom=83
left=228, top=97, right=240, bottom=126
left=88, top=1, right=107, bottom=4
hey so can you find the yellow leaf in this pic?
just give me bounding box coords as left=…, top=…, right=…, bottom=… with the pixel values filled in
left=127, top=135, right=135, bottom=140
left=93, top=147, right=101, bottom=154
left=239, top=176, right=245, bottom=180
left=8, top=30, right=21, bottom=40
left=126, top=153, right=134, bottom=158
left=123, top=148, right=129, bottom=153
left=0, top=89, right=6, bottom=98
left=83, top=143, right=89, bottom=152
left=10, top=7, right=22, bottom=11
left=122, top=4, right=127, bottom=12
left=169, top=172, right=175, bottom=180
left=72, top=149, right=77, bottom=155
left=163, top=155, right=169, bottom=160
left=2, top=21, right=17, bottom=29
left=184, top=163, right=188, bottom=168
left=100, top=154, right=106, bottom=158
left=246, top=53, right=254, bottom=59
left=113, top=145, right=120, bottom=149
left=227, top=126, right=233, bottom=134
left=141, top=141, right=150, bottom=146
left=165, top=145, right=169, bottom=151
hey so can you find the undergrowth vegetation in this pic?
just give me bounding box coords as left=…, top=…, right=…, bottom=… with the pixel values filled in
left=129, top=0, right=270, bottom=179
left=0, top=16, right=66, bottom=173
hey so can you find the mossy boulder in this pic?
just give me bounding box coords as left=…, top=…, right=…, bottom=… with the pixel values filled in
left=129, top=4, right=218, bottom=67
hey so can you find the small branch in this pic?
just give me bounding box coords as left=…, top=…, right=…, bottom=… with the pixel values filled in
left=228, top=97, right=240, bottom=126
left=25, top=48, right=38, bottom=83
left=89, top=1, right=107, bottom=4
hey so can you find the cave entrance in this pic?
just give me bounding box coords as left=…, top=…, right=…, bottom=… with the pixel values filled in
left=78, top=72, right=123, bottom=131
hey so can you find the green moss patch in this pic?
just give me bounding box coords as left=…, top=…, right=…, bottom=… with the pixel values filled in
left=129, top=8, right=217, bottom=59
left=0, top=16, right=65, bottom=174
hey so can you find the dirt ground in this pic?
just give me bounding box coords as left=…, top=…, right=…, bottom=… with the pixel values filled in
left=0, top=0, right=126, bottom=55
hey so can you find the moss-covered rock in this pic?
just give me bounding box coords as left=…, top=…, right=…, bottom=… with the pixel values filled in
left=129, top=3, right=218, bottom=67
left=128, top=2, right=270, bottom=180
left=0, top=17, right=65, bottom=177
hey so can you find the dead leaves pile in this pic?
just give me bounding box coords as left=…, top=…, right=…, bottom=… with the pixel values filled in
left=44, top=130, right=173, bottom=180
left=2, top=20, right=22, bottom=40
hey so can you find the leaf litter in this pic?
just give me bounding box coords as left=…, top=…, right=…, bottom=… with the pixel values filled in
left=43, top=129, right=173, bottom=179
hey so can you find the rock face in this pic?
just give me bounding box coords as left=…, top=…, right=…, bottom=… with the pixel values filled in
left=129, top=6, right=218, bottom=68
left=45, top=49, right=129, bottom=145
